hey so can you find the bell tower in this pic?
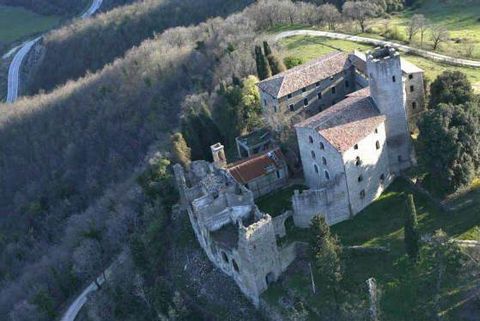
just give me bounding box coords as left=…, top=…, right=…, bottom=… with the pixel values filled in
left=367, top=46, right=413, bottom=173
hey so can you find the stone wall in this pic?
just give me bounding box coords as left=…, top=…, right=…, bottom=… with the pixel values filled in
left=246, top=166, right=289, bottom=199
left=367, top=48, right=413, bottom=174
left=404, top=71, right=426, bottom=128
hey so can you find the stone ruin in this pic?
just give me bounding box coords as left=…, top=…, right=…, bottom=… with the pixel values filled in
left=174, top=161, right=298, bottom=306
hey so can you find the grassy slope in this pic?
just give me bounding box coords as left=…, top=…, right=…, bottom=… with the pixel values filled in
left=278, top=35, right=480, bottom=90
left=368, top=0, right=480, bottom=58
left=0, top=5, right=60, bottom=43
left=263, top=179, right=480, bottom=320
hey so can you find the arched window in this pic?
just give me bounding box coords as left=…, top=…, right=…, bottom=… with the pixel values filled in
left=325, top=170, right=330, bottom=180
left=376, top=141, right=381, bottom=150
left=309, top=136, right=313, bottom=144
left=311, top=150, right=316, bottom=159
left=322, top=157, right=327, bottom=165
left=314, top=164, right=319, bottom=173
left=320, top=142, right=325, bottom=150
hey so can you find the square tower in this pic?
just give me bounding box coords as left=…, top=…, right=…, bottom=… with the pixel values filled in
left=366, top=47, right=413, bottom=173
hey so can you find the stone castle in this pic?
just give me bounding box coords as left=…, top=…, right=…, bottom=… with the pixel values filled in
left=174, top=46, right=425, bottom=305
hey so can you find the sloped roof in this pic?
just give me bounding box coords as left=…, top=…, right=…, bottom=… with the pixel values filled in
left=296, top=88, right=386, bottom=153
left=227, top=148, right=286, bottom=184
left=257, top=52, right=352, bottom=98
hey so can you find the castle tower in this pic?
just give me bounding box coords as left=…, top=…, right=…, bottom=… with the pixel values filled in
left=367, top=46, right=413, bottom=173
left=210, top=143, right=227, bottom=168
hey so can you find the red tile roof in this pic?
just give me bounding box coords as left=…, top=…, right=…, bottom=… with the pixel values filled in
left=296, top=88, right=386, bottom=153
left=257, top=52, right=352, bottom=98
left=227, top=148, right=286, bottom=184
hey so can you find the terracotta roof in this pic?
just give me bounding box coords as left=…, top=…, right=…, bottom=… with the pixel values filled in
left=257, top=52, right=352, bottom=98
left=227, top=148, right=286, bottom=184
left=296, top=88, right=386, bottom=152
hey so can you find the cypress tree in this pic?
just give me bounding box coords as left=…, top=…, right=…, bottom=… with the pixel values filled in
left=254, top=45, right=272, bottom=80
left=263, top=41, right=272, bottom=56
left=263, top=41, right=286, bottom=75
left=404, top=194, right=420, bottom=261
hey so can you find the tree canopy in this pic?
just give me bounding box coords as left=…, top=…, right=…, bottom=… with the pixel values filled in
left=428, top=71, right=475, bottom=109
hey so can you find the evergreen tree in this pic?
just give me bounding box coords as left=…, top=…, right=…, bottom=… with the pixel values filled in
left=429, top=71, right=475, bottom=109
left=404, top=194, right=420, bottom=261
left=310, top=216, right=343, bottom=315
left=255, top=45, right=272, bottom=80
left=263, top=41, right=286, bottom=75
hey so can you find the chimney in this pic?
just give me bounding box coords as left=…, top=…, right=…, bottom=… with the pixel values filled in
left=211, top=143, right=227, bottom=168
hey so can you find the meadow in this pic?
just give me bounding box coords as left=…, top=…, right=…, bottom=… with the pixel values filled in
left=0, top=5, right=60, bottom=44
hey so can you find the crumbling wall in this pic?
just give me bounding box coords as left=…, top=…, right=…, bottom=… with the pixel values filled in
left=272, top=211, right=292, bottom=238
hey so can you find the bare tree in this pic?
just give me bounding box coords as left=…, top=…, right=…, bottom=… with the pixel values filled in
left=342, top=1, right=377, bottom=33
left=431, top=25, right=449, bottom=50
left=319, top=4, right=341, bottom=31
left=408, top=14, right=426, bottom=43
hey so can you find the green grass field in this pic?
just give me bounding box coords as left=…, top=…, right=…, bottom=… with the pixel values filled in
left=278, top=35, right=480, bottom=91
left=0, top=5, right=60, bottom=44
left=263, top=178, right=480, bottom=320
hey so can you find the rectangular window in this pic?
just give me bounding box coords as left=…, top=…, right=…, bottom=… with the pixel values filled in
left=273, top=105, right=278, bottom=113
left=409, top=74, right=413, bottom=80
left=263, top=99, right=267, bottom=106
left=302, top=87, right=306, bottom=93
left=304, top=98, right=309, bottom=106
left=392, top=76, right=396, bottom=82
left=318, top=92, right=322, bottom=100
left=332, top=86, right=336, bottom=94
left=287, top=93, right=292, bottom=99
left=345, top=80, right=350, bottom=88
left=316, top=82, right=320, bottom=87
left=289, top=104, right=294, bottom=111
left=412, top=102, right=417, bottom=109
left=276, top=170, right=281, bottom=179
left=410, top=85, right=414, bottom=92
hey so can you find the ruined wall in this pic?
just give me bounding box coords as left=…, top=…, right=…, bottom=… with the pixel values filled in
left=246, top=166, right=289, bottom=198
left=174, top=162, right=298, bottom=307
left=404, top=71, right=425, bottom=128
left=272, top=211, right=292, bottom=238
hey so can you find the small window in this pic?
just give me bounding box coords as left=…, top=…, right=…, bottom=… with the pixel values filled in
left=287, top=93, right=292, bottom=99
left=325, top=170, right=330, bottom=180
left=360, top=190, right=366, bottom=199
left=316, top=81, right=320, bottom=87
left=311, top=150, right=316, bottom=159
left=355, top=156, right=362, bottom=166
left=322, top=157, right=327, bottom=166
left=392, top=76, right=396, bottom=83
left=332, top=86, right=336, bottom=94
left=221, top=252, right=229, bottom=263
left=398, top=155, right=402, bottom=163
left=409, top=74, right=413, bottom=80
left=412, top=102, right=417, bottom=110
left=309, top=136, right=314, bottom=144
left=354, top=144, right=359, bottom=150
left=304, top=98, right=309, bottom=106
left=276, top=170, right=281, bottom=179
left=376, top=141, right=381, bottom=150
left=314, top=164, right=319, bottom=173
left=289, top=104, right=294, bottom=111
left=330, top=76, right=334, bottom=80
left=318, top=92, right=322, bottom=100
left=302, top=87, right=306, bottom=93
left=319, top=142, right=325, bottom=150
left=380, top=173, right=385, bottom=182
left=345, top=80, right=350, bottom=88
left=375, top=128, right=379, bottom=134
left=263, top=99, right=267, bottom=106
left=273, top=105, right=277, bottom=113
left=410, top=85, right=414, bottom=92
left=358, top=175, right=363, bottom=182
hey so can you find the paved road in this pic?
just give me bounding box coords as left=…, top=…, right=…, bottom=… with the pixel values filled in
left=273, top=30, right=480, bottom=68
left=60, top=252, right=126, bottom=321
left=4, top=0, right=104, bottom=104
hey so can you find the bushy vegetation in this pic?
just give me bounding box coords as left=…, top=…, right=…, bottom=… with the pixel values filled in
left=28, top=0, right=255, bottom=94
left=0, top=1, right=340, bottom=319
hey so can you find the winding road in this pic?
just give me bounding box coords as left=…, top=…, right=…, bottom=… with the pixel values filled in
left=4, top=0, right=103, bottom=104
left=272, top=30, right=480, bottom=68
